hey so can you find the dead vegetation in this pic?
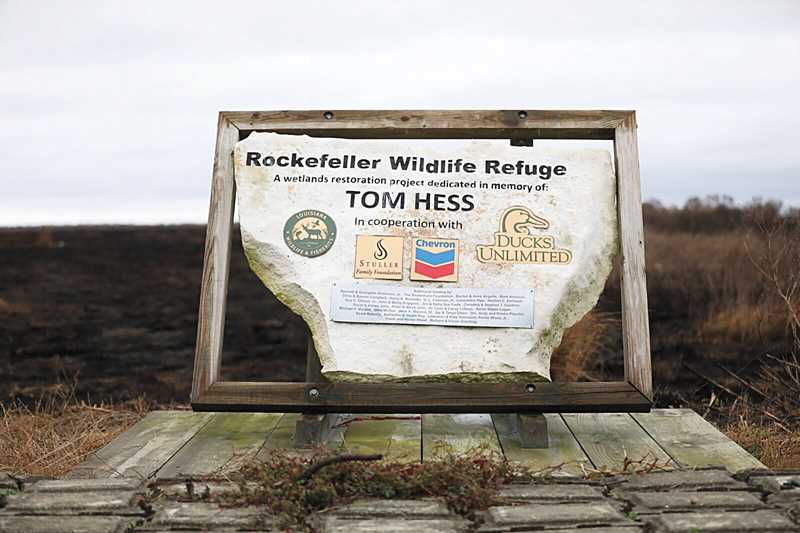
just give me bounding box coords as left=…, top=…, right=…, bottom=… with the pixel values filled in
left=0, top=383, right=148, bottom=477
left=170, top=448, right=673, bottom=530
left=208, top=448, right=518, bottom=529
left=551, top=196, right=800, bottom=468
left=552, top=196, right=797, bottom=386
left=551, top=310, right=620, bottom=382
left=722, top=409, right=800, bottom=470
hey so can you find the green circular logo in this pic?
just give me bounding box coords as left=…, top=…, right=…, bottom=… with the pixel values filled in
left=283, top=209, right=337, bottom=257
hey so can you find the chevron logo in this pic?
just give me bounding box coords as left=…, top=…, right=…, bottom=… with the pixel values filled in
left=411, top=238, right=459, bottom=282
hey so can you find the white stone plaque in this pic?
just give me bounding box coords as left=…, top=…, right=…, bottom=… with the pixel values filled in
left=235, top=133, right=617, bottom=382
left=330, top=283, right=534, bottom=328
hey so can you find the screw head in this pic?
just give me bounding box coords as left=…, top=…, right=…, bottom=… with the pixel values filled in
left=323, top=111, right=334, bottom=120
left=525, top=383, right=536, bottom=393
left=518, top=110, right=528, bottom=119
left=308, top=387, right=320, bottom=400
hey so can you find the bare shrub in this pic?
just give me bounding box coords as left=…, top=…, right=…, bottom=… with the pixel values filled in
left=746, top=209, right=800, bottom=350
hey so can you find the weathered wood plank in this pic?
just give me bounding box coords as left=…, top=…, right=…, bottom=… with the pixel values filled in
left=256, top=413, right=307, bottom=458
left=227, top=110, right=628, bottom=140
left=240, top=127, right=614, bottom=140
left=67, top=411, right=212, bottom=479
left=339, top=415, right=421, bottom=463
left=193, top=381, right=650, bottom=413
left=156, top=413, right=281, bottom=479
left=191, top=113, right=238, bottom=402
left=561, top=413, right=674, bottom=471
left=422, top=414, right=501, bottom=460
left=614, top=112, right=652, bottom=399
left=632, top=408, right=765, bottom=472
left=492, top=414, right=590, bottom=476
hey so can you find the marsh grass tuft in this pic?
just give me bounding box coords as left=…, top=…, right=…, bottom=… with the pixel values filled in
left=0, top=383, right=149, bottom=478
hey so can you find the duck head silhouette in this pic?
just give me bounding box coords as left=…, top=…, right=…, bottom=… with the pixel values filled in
left=500, top=206, right=550, bottom=235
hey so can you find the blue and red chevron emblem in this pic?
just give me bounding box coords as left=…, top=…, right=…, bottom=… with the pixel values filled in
left=411, top=238, right=459, bottom=281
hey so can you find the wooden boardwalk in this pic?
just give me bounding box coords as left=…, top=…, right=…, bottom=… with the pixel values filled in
left=68, top=408, right=764, bottom=480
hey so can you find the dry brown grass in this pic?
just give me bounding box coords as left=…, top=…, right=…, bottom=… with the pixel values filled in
left=0, top=296, right=31, bottom=315
left=551, top=309, right=620, bottom=381
left=698, top=303, right=788, bottom=344
left=566, top=199, right=800, bottom=466
left=0, top=386, right=148, bottom=477
left=722, top=405, right=800, bottom=469
left=641, top=229, right=787, bottom=339
left=643, top=200, right=797, bottom=347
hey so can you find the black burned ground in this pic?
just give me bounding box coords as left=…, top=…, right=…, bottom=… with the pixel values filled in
left=0, top=208, right=794, bottom=405
left=0, top=226, right=307, bottom=404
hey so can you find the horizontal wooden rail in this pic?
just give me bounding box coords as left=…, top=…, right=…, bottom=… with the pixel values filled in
left=192, top=381, right=651, bottom=414
left=228, top=109, right=628, bottom=140
left=238, top=127, right=615, bottom=140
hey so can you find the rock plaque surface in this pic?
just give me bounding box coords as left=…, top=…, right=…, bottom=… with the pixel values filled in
left=235, top=133, right=617, bottom=382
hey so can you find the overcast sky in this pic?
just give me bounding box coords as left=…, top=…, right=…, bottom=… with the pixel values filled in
left=0, top=1, right=798, bottom=226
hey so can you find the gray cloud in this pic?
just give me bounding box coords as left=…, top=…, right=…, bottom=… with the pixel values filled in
left=0, top=0, right=798, bottom=225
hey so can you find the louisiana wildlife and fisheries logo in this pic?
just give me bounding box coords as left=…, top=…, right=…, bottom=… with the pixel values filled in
left=283, top=209, right=337, bottom=257
left=476, top=206, right=571, bottom=265
left=411, top=237, right=459, bottom=282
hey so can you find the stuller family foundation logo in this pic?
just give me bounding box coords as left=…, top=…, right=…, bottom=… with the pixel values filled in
left=283, top=209, right=337, bottom=257
left=354, top=235, right=403, bottom=280
left=476, top=206, right=572, bottom=265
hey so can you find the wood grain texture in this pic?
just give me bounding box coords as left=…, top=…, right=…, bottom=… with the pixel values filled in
left=193, top=381, right=650, bottom=413
left=614, top=112, right=653, bottom=399
left=339, top=415, right=421, bottom=463
left=72, top=410, right=764, bottom=477
left=492, top=414, right=590, bottom=476
left=561, top=413, right=674, bottom=471
left=67, top=411, right=212, bottom=479
left=632, top=409, right=765, bottom=472
left=226, top=110, right=629, bottom=140
left=191, top=113, right=239, bottom=402
left=156, top=413, right=282, bottom=479
left=422, top=414, right=501, bottom=459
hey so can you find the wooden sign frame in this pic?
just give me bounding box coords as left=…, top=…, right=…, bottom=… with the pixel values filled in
left=190, top=110, right=652, bottom=413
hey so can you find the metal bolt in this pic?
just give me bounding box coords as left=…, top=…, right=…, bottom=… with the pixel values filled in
left=323, top=111, right=334, bottom=120
left=518, top=110, right=528, bottom=119
left=308, top=387, right=320, bottom=400
left=525, top=383, right=536, bottom=393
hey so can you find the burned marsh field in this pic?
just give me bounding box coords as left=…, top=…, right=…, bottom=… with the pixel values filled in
left=0, top=199, right=796, bottom=412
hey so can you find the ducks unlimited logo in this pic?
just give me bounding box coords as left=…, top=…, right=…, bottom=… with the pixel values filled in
left=476, top=206, right=572, bottom=265
left=283, top=209, right=337, bottom=257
